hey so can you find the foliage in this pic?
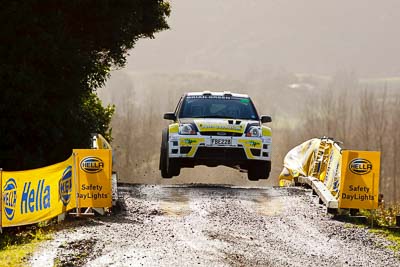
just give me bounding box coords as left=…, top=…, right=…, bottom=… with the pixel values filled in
left=81, top=93, right=116, bottom=143
left=361, top=204, right=400, bottom=227
left=0, top=0, right=170, bottom=170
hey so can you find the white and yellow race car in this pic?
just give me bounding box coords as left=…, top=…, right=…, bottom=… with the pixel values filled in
left=160, top=91, right=272, bottom=181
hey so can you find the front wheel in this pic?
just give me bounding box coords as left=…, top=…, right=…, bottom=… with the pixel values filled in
left=247, top=161, right=271, bottom=181
left=160, top=129, right=180, bottom=178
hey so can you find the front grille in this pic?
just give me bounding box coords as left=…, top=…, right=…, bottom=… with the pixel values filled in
left=199, top=131, right=242, bottom=137
left=195, top=147, right=247, bottom=161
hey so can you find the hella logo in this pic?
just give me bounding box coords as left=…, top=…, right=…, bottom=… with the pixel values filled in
left=349, top=158, right=372, bottom=175
left=80, top=157, right=104, bottom=173
left=3, top=178, right=17, bottom=221
left=59, top=166, right=73, bottom=206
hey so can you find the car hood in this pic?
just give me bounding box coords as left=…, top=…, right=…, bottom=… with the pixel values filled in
left=179, top=118, right=259, bottom=134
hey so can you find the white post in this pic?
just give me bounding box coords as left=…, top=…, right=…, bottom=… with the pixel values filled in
left=92, top=134, right=98, bottom=149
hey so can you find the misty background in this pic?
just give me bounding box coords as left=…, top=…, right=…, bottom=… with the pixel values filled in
left=99, top=0, right=400, bottom=202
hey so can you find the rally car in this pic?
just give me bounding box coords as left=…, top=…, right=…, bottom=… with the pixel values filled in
left=159, top=91, right=272, bottom=181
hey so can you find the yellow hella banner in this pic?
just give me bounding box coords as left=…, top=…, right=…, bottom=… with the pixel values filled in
left=1, top=156, right=76, bottom=227
left=323, top=146, right=341, bottom=198
left=74, top=149, right=112, bottom=208
left=279, top=138, right=323, bottom=185
left=339, top=150, right=380, bottom=209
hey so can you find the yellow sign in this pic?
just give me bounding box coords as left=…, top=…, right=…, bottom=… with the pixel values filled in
left=1, top=156, right=76, bottom=227
left=74, top=149, right=112, bottom=208
left=339, top=150, right=380, bottom=209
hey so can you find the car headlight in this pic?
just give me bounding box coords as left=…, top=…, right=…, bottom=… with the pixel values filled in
left=246, top=126, right=261, bottom=137
left=179, top=124, right=197, bottom=135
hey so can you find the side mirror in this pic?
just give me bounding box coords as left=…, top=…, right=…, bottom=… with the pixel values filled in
left=261, top=115, right=272, bottom=123
left=163, top=112, right=176, bottom=121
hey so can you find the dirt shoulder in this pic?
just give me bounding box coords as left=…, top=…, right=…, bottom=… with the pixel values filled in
left=30, top=185, right=399, bottom=266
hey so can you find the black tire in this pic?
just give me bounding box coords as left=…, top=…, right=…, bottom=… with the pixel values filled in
left=160, top=147, right=172, bottom=178
left=169, top=160, right=181, bottom=176
left=160, top=129, right=180, bottom=178
left=247, top=175, right=259, bottom=181
left=247, top=161, right=271, bottom=181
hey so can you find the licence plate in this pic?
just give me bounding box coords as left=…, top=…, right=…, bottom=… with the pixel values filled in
left=211, top=138, right=231, bottom=146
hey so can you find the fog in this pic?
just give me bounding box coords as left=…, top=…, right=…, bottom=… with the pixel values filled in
left=100, top=1, right=400, bottom=200
left=127, top=0, right=400, bottom=77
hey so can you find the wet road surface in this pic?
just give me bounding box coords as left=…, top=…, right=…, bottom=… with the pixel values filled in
left=31, top=185, right=400, bottom=266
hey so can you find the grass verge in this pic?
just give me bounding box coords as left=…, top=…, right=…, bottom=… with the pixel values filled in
left=359, top=204, right=400, bottom=255
left=370, top=228, right=400, bottom=253
left=0, top=223, right=53, bottom=267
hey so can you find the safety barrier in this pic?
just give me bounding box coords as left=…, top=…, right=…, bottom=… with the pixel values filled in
left=279, top=137, right=380, bottom=212
left=0, top=135, right=113, bottom=231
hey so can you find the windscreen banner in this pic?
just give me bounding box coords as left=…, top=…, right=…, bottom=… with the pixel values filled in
left=1, top=156, right=76, bottom=227
left=339, top=150, right=380, bottom=209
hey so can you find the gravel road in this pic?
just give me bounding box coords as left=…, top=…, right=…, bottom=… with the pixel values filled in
left=30, top=185, right=399, bottom=266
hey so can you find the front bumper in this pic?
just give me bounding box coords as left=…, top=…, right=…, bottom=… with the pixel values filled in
left=168, top=134, right=271, bottom=162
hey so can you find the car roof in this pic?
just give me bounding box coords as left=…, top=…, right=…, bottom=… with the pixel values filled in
left=185, top=91, right=249, bottom=98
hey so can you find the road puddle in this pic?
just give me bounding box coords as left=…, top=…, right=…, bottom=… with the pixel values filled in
left=159, top=190, right=191, bottom=216
left=254, top=195, right=284, bottom=216
left=247, top=192, right=284, bottom=216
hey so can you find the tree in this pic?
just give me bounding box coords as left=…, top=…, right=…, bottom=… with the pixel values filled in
left=0, top=0, right=170, bottom=170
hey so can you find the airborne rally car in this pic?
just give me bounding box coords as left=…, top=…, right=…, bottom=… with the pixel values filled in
left=159, top=91, right=272, bottom=181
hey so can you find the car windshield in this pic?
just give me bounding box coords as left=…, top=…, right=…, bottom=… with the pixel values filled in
left=179, top=95, right=259, bottom=120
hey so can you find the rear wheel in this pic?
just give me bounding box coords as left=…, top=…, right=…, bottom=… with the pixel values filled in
left=247, top=161, right=271, bottom=181
left=160, top=129, right=180, bottom=178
